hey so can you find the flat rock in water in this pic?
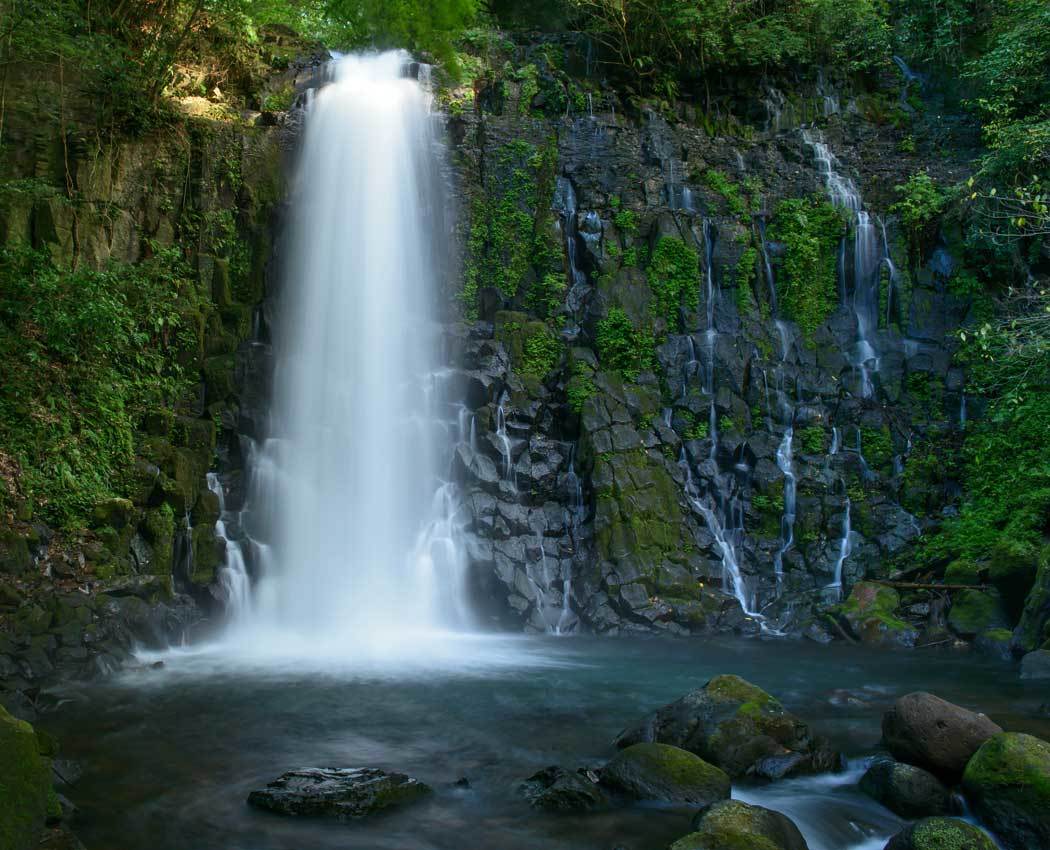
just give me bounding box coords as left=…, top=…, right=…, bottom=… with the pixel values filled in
left=519, top=765, right=606, bottom=812
left=247, top=767, right=431, bottom=820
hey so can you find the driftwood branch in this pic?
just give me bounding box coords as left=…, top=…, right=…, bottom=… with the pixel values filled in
left=870, top=581, right=989, bottom=591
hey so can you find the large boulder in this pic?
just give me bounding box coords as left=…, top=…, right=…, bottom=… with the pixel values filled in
left=859, top=757, right=951, bottom=818
left=883, top=818, right=997, bottom=850
left=246, top=767, right=431, bottom=819
left=518, top=765, right=605, bottom=812
left=0, top=705, right=55, bottom=850
left=600, top=743, right=730, bottom=805
left=962, top=732, right=1050, bottom=850
left=615, top=675, right=836, bottom=778
left=882, top=692, right=1002, bottom=781
left=1020, top=649, right=1050, bottom=680
left=1013, top=548, right=1050, bottom=653
left=670, top=800, right=809, bottom=850
left=833, top=582, right=920, bottom=648
left=947, top=589, right=1010, bottom=638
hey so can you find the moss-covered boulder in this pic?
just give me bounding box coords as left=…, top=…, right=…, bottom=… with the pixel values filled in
left=883, top=817, right=997, bottom=850
left=671, top=800, right=809, bottom=850
left=988, top=539, right=1038, bottom=622
left=974, top=628, right=1014, bottom=660
left=518, top=765, right=605, bottom=812
left=833, top=582, right=919, bottom=648
left=615, top=675, right=833, bottom=778
left=1013, top=548, right=1050, bottom=654
left=859, top=757, right=951, bottom=818
left=600, top=743, right=730, bottom=805
left=947, top=589, right=1010, bottom=638
left=0, top=530, right=32, bottom=577
left=962, top=732, right=1050, bottom=850
left=883, top=692, right=1002, bottom=782
left=0, top=705, right=55, bottom=850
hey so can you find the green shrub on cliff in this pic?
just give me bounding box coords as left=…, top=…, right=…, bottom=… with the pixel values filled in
left=648, top=237, right=700, bottom=332
left=0, top=247, right=198, bottom=525
left=767, top=197, right=844, bottom=338
left=596, top=308, right=655, bottom=379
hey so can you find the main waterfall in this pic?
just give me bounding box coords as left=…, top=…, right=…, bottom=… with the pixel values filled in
left=223, top=52, right=474, bottom=657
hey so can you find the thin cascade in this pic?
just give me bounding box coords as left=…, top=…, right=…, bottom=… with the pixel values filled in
left=801, top=128, right=885, bottom=398
left=772, top=427, right=797, bottom=584
left=207, top=473, right=250, bottom=614
left=495, top=390, right=516, bottom=488
left=827, top=498, right=852, bottom=599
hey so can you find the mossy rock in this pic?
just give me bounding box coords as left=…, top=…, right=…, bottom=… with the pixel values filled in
left=190, top=525, right=222, bottom=586
left=859, top=758, right=951, bottom=818
left=1012, top=547, right=1050, bottom=654
left=884, top=817, right=997, bottom=850
left=944, top=559, right=983, bottom=586
left=600, top=743, right=730, bottom=805
left=91, top=497, right=135, bottom=529
left=974, top=629, right=1014, bottom=661
left=834, top=582, right=919, bottom=648
left=673, top=800, right=809, bottom=850
left=0, top=531, right=33, bottom=577
left=615, top=675, right=822, bottom=778
left=989, top=539, right=1038, bottom=621
left=203, top=354, right=238, bottom=406
left=0, top=705, right=54, bottom=850
left=142, top=506, right=176, bottom=575
left=962, top=732, right=1050, bottom=850
left=947, top=589, right=1010, bottom=638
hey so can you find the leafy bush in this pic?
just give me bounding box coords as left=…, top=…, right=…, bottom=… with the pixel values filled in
left=0, top=247, right=198, bottom=524
left=648, top=237, right=699, bottom=331
left=596, top=307, right=654, bottom=379
left=891, top=172, right=946, bottom=257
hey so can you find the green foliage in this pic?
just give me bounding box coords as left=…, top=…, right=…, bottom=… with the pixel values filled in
left=891, top=172, right=946, bottom=257
left=596, top=308, right=655, bottom=379
left=520, top=326, right=562, bottom=379
left=566, top=362, right=597, bottom=413
left=463, top=140, right=558, bottom=318
left=614, top=207, right=639, bottom=238
left=0, top=247, right=197, bottom=524
left=735, top=247, right=757, bottom=313
left=648, top=237, right=700, bottom=332
left=796, top=426, right=826, bottom=455
left=703, top=170, right=745, bottom=215
left=767, top=197, right=845, bottom=338
left=527, top=273, right=567, bottom=319
left=568, top=0, right=890, bottom=89
left=860, top=425, right=893, bottom=469
left=681, top=412, right=709, bottom=441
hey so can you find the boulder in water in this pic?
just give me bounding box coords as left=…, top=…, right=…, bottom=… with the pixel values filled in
left=246, top=767, right=431, bottom=819
left=670, top=799, right=809, bottom=850
left=858, top=757, right=951, bottom=818
left=518, top=766, right=605, bottom=812
left=882, top=692, right=1002, bottom=781
left=615, top=674, right=834, bottom=778
left=1020, top=649, right=1050, bottom=679
left=962, top=732, right=1050, bottom=850
left=600, top=743, right=730, bottom=805
left=882, top=817, right=997, bottom=850
left=833, top=582, right=919, bottom=648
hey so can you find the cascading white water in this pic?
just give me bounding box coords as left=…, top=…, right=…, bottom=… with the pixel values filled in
left=227, top=52, right=472, bottom=656
left=772, top=427, right=796, bottom=583
left=207, top=473, right=250, bottom=614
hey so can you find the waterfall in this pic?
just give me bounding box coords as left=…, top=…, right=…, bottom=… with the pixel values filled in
left=801, top=129, right=884, bottom=397
left=772, top=428, right=797, bottom=583
left=226, top=52, right=472, bottom=652
left=828, top=499, right=852, bottom=599
left=207, top=473, right=250, bottom=614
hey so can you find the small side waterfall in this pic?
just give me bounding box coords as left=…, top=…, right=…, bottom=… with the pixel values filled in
left=801, top=129, right=885, bottom=397
left=225, top=52, right=472, bottom=655
left=207, top=473, right=250, bottom=614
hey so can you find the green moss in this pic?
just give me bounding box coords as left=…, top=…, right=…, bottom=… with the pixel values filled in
left=566, top=361, right=597, bottom=414
left=945, top=559, right=983, bottom=585
left=261, top=84, right=295, bottom=111
left=736, top=247, right=758, bottom=313
left=902, top=817, right=998, bottom=850
left=705, top=675, right=775, bottom=708
left=963, top=732, right=1050, bottom=844
left=595, top=308, right=655, bottom=379
left=648, top=237, right=700, bottom=332
left=767, top=197, right=845, bottom=339
left=702, top=169, right=746, bottom=215
left=796, top=426, right=826, bottom=455
left=0, top=705, right=53, bottom=850
left=948, top=589, right=1010, bottom=637
left=860, top=425, right=893, bottom=469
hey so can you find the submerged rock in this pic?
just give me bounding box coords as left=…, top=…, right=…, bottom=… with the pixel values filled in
left=882, top=692, right=1002, bottom=781
left=671, top=800, right=809, bottom=850
left=246, top=767, right=431, bottom=820
left=859, top=757, right=951, bottom=818
left=1020, top=649, right=1050, bottom=679
left=615, top=674, right=834, bottom=778
left=883, top=817, right=997, bottom=850
left=518, top=765, right=605, bottom=812
left=962, top=732, right=1050, bottom=850
left=600, top=742, right=730, bottom=805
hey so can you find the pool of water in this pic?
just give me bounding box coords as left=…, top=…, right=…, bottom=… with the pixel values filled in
left=43, top=635, right=1048, bottom=850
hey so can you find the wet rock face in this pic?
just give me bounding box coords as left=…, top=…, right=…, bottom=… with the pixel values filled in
left=447, top=52, right=964, bottom=637
left=859, top=757, right=952, bottom=819
left=882, top=692, right=1003, bottom=781
left=246, top=767, right=431, bottom=820
left=962, top=732, right=1050, bottom=850
left=600, top=742, right=730, bottom=805
left=615, top=675, right=835, bottom=779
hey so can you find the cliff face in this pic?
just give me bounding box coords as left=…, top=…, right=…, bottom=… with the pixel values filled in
left=443, top=41, right=978, bottom=639
left=0, top=28, right=322, bottom=707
